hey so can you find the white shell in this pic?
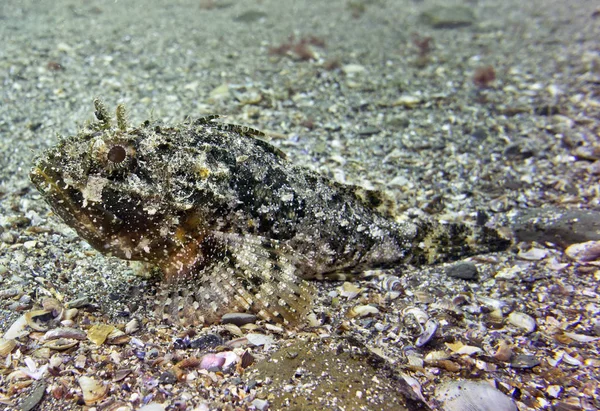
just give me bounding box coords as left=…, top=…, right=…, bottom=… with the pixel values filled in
left=507, top=312, right=536, bottom=333
left=416, top=320, right=438, bottom=347
left=436, top=380, right=517, bottom=411
left=78, top=376, right=109, bottom=405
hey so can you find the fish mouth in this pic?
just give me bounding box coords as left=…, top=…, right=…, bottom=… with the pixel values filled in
left=30, top=164, right=114, bottom=252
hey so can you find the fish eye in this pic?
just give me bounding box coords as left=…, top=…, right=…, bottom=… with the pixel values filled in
left=108, top=145, right=127, bottom=164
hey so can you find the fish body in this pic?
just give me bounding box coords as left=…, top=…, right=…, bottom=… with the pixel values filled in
left=30, top=100, right=510, bottom=324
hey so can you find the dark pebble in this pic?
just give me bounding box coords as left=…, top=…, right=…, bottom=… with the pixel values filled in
left=221, top=312, right=257, bottom=326
left=445, top=262, right=479, bottom=280
left=510, top=354, right=540, bottom=369
left=189, top=333, right=224, bottom=350
left=158, top=371, right=177, bottom=385
left=512, top=207, right=600, bottom=246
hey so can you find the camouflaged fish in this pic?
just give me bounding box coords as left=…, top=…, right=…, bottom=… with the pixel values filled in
left=30, top=99, right=510, bottom=325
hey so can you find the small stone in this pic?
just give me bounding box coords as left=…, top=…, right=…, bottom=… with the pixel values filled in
left=221, top=313, right=257, bottom=326
left=446, top=262, right=478, bottom=280
left=23, top=240, right=37, bottom=249
left=251, top=398, right=269, bottom=411
left=510, top=354, right=540, bottom=369
left=507, top=312, right=536, bottom=333
left=392, top=95, right=421, bottom=108
left=565, top=240, right=600, bottom=262
left=341, top=64, right=366, bottom=75
left=420, top=6, right=476, bottom=28
left=158, top=371, right=177, bottom=385
left=65, top=297, right=91, bottom=309
left=189, top=333, right=224, bottom=350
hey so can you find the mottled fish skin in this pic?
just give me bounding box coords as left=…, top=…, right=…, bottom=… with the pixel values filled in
left=30, top=99, right=510, bottom=325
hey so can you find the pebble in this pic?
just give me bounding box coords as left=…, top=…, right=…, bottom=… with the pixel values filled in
left=512, top=207, right=600, bottom=245
left=445, top=262, right=478, bottom=280
left=341, top=64, right=366, bottom=75
left=507, top=312, right=536, bottom=333
left=510, top=354, right=541, bottom=369
left=565, top=240, right=600, bottom=262
left=251, top=399, right=269, bottom=411
left=221, top=313, right=257, bottom=326
left=420, top=6, right=476, bottom=28
left=189, top=334, right=224, bottom=350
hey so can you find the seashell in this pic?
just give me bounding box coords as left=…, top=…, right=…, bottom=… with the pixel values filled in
left=486, top=309, right=504, bottom=329
left=106, top=328, right=129, bottom=345
left=379, top=275, right=403, bottom=292
left=75, top=354, right=87, bottom=369
left=347, top=304, right=379, bottom=318
left=416, top=320, right=437, bottom=347
left=78, top=376, right=109, bottom=405
left=436, top=380, right=517, bottom=411
left=507, top=312, right=536, bottom=333
left=0, top=338, right=17, bottom=356
left=24, top=310, right=54, bottom=332
left=565, top=240, right=600, bottom=262
left=475, top=295, right=508, bottom=311
left=445, top=341, right=482, bottom=356
left=493, top=340, right=513, bottom=362
left=125, top=318, right=140, bottom=334
left=0, top=287, right=21, bottom=299
left=562, top=352, right=582, bottom=366
left=43, top=338, right=79, bottom=351
left=403, top=307, right=429, bottom=325
left=425, top=351, right=450, bottom=362
left=338, top=282, right=363, bottom=299
left=41, top=297, right=63, bottom=313
left=44, top=327, right=86, bottom=341
left=87, top=324, right=117, bottom=345
left=562, top=332, right=599, bottom=343
left=113, top=368, right=133, bottom=382
left=63, top=308, right=79, bottom=321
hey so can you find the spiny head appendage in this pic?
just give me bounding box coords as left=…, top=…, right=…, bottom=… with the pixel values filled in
left=116, top=103, right=128, bottom=131
left=93, top=97, right=111, bottom=130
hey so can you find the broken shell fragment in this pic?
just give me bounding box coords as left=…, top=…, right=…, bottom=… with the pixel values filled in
left=0, top=338, right=17, bottom=356
left=87, top=324, right=117, bottom=345
left=43, top=338, right=79, bottom=351
left=78, top=376, right=108, bottom=405
left=347, top=304, right=379, bottom=318
left=125, top=318, right=139, bottom=334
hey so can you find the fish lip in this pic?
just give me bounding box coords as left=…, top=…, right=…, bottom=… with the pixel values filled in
left=29, top=164, right=109, bottom=247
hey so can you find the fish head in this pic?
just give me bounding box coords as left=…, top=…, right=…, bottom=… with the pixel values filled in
left=29, top=113, right=191, bottom=263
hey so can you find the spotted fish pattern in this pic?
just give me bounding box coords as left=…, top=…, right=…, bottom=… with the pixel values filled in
left=30, top=100, right=510, bottom=325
